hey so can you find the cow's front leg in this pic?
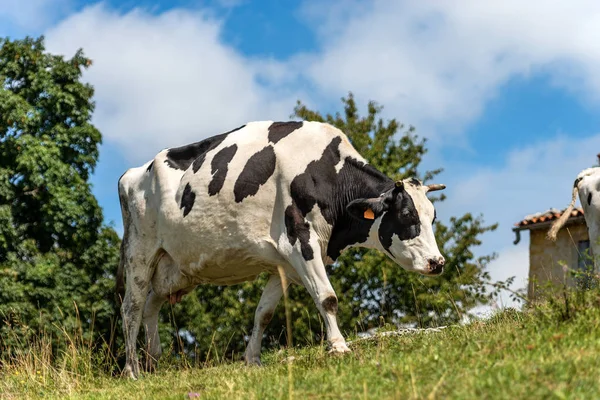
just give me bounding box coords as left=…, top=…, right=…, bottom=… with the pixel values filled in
left=286, top=245, right=349, bottom=354
left=244, top=274, right=287, bottom=365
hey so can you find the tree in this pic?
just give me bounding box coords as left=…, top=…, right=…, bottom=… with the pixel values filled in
left=169, top=93, right=500, bottom=360
left=0, top=37, right=120, bottom=352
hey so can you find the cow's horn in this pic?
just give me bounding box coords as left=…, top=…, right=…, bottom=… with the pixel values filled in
left=426, top=184, right=446, bottom=192
left=395, top=180, right=404, bottom=189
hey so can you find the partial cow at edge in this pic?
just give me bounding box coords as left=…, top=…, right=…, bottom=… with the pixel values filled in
left=116, top=120, right=447, bottom=379
left=548, top=165, right=600, bottom=262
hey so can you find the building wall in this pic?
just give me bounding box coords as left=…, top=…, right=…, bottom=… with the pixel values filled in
left=528, top=223, right=589, bottom=300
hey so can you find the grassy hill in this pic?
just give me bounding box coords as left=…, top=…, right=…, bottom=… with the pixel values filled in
left=2, top=295, right=600, bottom=399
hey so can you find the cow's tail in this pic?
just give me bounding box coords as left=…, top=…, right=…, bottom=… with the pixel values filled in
left=116, top=175, right=129, bottom=306
left=547, top=182, right=579, bottom=241
left=116, top=245, right=126, bottom=304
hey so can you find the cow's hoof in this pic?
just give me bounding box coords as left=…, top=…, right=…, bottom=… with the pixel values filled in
left=122, top=364, right=139, bottom=380
left=328, top=342, right=351, bottom=354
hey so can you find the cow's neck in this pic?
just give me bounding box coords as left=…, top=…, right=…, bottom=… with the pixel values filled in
left=326, top=157, right=393, bottom=261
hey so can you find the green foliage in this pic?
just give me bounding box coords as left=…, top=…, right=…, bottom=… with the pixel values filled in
left=168, top=278, right=270, bottom=360
left=530, top=250, right=600, bottom=322
left=168, top=93, right=501, bottom=360
left=0, top=36, right=120, bottom=351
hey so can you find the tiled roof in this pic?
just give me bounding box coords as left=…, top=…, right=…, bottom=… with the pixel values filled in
left=514, top=207, right=585, bottom=228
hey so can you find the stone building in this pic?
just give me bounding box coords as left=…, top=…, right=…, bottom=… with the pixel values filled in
left=512, top=208, right=591, bottom=300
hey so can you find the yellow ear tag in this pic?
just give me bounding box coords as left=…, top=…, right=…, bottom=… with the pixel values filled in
left=363, top=208, right=375, bottom=220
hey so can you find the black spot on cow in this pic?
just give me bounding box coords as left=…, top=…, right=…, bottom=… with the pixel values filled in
left=378, top=186, right=421, bottom=252
left=285, top=138, right=395, bottom=262
left=191, top=152, right=208, bottom=173
left=180, top=183, right=196, bottom=217
left=409, top=177, right=421, bottom=186
left=321, top=296, right=338, bottom=314
left=163, top=124, right=245, bottom=171
left=268, top=121, right=303, bottom=144
left=285, top=203, right=313, bottom=260
left=234, top=145, right=277, bottom=202
left=282, top=138, right=396, bottom=262
left=208, top=144, right=237, bottom=196
left=146, top=161, right=154, bottom=173
left=327, top=158, right=394, bottom=260
left=165, top=135, right=225, bottom=171
left=290, top=137, right=342, bottom=223
left=588, top=192, right=593, bottom=206
left=284, top=137, right=343, bottom=260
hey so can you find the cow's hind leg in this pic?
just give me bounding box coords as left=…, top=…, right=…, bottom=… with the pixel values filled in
left=244, top=274, right=288, bottom=365
left=142, top=288, right=165, bottom=371
left=121, top=249, right=155, bottom=379
left=141, top=251, right=192, bottom=369
left=122, top=272, right=150, bottom=378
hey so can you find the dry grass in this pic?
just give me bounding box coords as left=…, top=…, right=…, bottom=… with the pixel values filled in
left=2, top=296, right=600, bottom=399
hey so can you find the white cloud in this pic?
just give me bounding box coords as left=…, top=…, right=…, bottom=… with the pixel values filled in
left=0, top=0, right=71, bottom=33
left=293, top=0, right=600, bottom=145
left=40, top=1, right=600, bottom=160
left=44, top=4, right=301, bottom=162
left=444, top=134, right=600, bottom=229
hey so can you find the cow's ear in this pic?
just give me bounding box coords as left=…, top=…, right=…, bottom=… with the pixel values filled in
left=347, top=196, right=389, bottom=221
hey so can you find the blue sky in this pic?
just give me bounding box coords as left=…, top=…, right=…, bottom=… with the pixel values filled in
left=3, top=0, right=600, bottom=308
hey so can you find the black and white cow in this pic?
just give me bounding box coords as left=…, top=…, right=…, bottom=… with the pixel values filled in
left=116, top=121, right=446, bottom=378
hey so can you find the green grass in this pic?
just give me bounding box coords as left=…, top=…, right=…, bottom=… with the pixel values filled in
left=3, top=303, right=600, bottom=400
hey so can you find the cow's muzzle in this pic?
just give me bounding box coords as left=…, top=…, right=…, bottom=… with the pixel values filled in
left=425, top=256, right=445, bottom=276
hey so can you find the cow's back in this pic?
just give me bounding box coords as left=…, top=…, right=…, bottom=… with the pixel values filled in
left=128, top=121, right=363, bottom=277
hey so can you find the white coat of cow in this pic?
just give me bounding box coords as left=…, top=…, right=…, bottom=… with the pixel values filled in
left=116, top=121, right=446, bottom=378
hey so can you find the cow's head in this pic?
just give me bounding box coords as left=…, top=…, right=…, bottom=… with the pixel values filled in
left=347, top=178, right=446, bottom=276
